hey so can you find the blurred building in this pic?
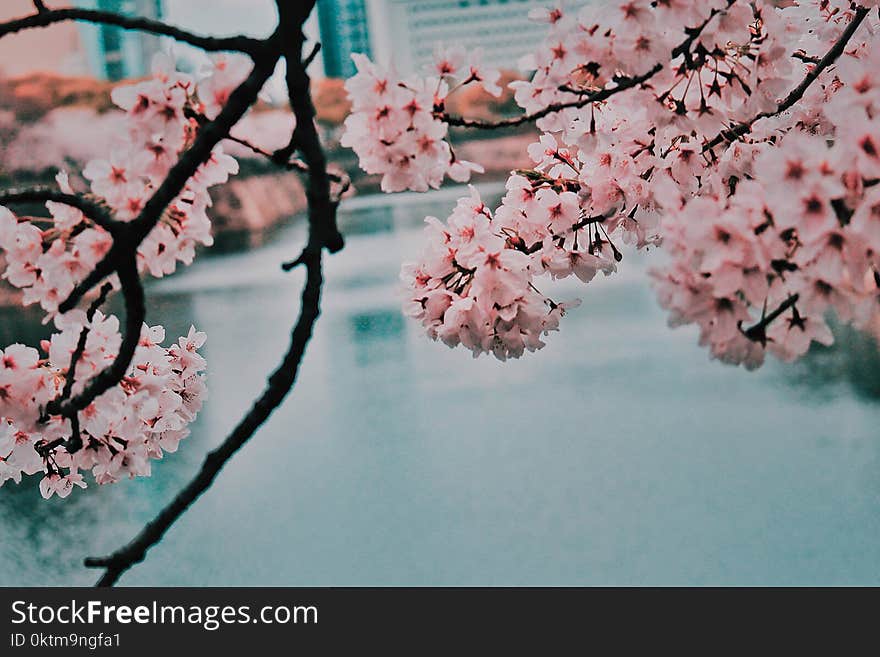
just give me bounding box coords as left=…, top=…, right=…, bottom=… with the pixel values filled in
left=0, top=1, right=88, bottom=78
left=316, top=0, right=372, bottom=78
left=74, top=0, right=164, bottom=80
left=366, top=0, right=588, bottom=75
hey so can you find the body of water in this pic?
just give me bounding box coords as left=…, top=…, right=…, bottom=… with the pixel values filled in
left=2, top=184, right=880, bottom=586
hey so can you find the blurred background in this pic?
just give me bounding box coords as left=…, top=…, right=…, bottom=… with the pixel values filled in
left=1, top=1, right=880, bottom=586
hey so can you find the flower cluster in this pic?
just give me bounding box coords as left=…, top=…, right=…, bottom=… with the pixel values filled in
left=340, top=50, right=499, bottom=192
left=395, top=0, right=880, bottom=364
left=0, top=317, right=206, bottom=499
left=402, top=186, right=580, bottom=359
left=0, top=53, right=236, bottom=499
left=0, top=53, right=243, bottom=313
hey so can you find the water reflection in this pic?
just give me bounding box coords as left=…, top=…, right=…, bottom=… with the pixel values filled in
left=2, top=184, right=880, bottom=586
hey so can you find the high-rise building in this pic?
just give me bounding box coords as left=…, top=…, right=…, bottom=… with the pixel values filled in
left=75, top=0, right=164, bottom=80
left=316, top=0, right=373, bottom=78
left=366, top=0, right=588, bottom=75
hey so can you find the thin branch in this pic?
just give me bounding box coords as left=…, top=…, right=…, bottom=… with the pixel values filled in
left=441, top=3, right=728, bottom=130
left=32, top=1, right=48, bottom=14
left=742, top=294, right=800, bottom=343
left=45, top=257, right=144, bottom=417
left=442, top=63, right=663, bottom=130
left=0, top=7, right=264, bottom=56
left=183, top=106, right=345, bottom=184
left=791, top=50, right=820, bottom=65
left=59, top=282, right=115, bottom=406
left=703, top=5, right=870, bottom=153
left=83, top=0, right=342, bottom=588
left=55, top=282, right=114, bottom=454
left=0, top=188, right=120, bottom=234
left=85, top=243, right=324, bottom=587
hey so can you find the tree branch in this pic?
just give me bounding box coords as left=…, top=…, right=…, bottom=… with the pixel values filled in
left=273, top=0, right=344, bottom=254
left=0, top=188, right=120, bottom=234
left=442, top=63, right=664, bottom=130
left=0, top=7, right=264, bottom=56
left=45, top=256, right=144, bottom=418
left=85, top=244, right=324, bottom=587
left=81, top=0, right=340, bottom=588
left=183, top=107, right=346, bottom=187
left=440, top=3, right=728, bottom=130
left=742, top=294, right=800, bottom=344
left=703, top=5, right=870, bottom=153
left=54, top=282, right=114, bottom=454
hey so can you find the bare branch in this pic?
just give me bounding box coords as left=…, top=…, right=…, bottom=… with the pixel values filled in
left=183, top=106, right=346, bottom=188
left=0, top=7, right=264, bottom=56
left=85, top=247, right=324, bottom=587
left=273, top=0, right=344, bottom=254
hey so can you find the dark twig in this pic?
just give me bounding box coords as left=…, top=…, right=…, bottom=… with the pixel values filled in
left=0, top=188, right=120, bottom=234
left=85, top=249, right=324, bottom=586
left=441, top=4, right=727, bottom=130
left=59, top=282, right=115, bottom=407
left=442, top=63, right=664, bottom=129
left=791, top=50, right=821, bottom=65
left=0, top=7, right=264, bottom=55
left=84, top=0, right=342, bottom=587
left=36, top=282, right=113, bottom=457
left=183, top=107, right=345, bottom=186
left=32, top=1, right=48, bottom=14
left=742, top=294, right=800, bottom=343
left=46, top=257, right=144, bottom=418
left=703, top=5, right=869, bottom=153
left=273, top=0, right=344, bottom=254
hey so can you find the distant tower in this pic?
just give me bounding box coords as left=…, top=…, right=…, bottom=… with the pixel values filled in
left=316, top=0, right=372, bottom=78
left=76, top=0, right=164, bottom=80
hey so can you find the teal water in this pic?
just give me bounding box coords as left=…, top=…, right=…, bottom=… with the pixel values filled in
left=2, top=184, right=880, bottom=586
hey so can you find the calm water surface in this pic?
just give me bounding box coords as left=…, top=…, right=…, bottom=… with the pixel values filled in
left=2, top=184, right=880, bottom=586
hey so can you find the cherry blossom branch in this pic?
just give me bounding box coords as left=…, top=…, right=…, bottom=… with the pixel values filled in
left=37, top=52, right=286, bottom=446
left=0, top=188, right=121, bottom=234
left=58, top=46, right=284, bottom=315
left=59, top=282, right=115, bottom=406
left=183, top=107, right=347, bottom=188
left=441, top=63, right=664, bottom=130
left=0, top=7, right=265, bottom=56
left=45, top=256, right=144, bottom=418
left=32, top=1, right=47, bottom=14
left=703, top=5, right=870, bottom=153
left=440, top=3, right=728, bottom=130
left=53, top=282, right=114, bottom=453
